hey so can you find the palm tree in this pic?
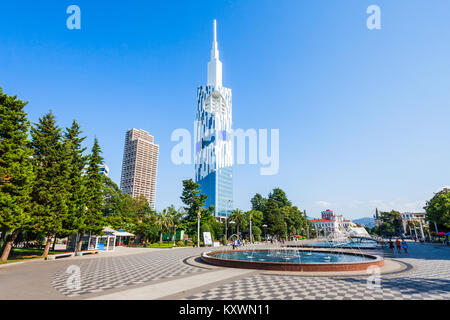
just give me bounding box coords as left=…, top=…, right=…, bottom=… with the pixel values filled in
left=229, top=209, right=244, bottom=239
left=156, top=208, right=173, bottom=245
left=168, top=206, right=184, bottom=245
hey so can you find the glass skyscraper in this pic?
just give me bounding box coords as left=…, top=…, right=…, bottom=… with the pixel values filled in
left=195, top=20, right=233, bottom=219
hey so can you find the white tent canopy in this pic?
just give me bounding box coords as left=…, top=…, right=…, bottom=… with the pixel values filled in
left=113, top=231, right=134, bottom=237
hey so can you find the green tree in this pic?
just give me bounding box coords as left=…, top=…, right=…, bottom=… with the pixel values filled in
left=424, top=188, right=450, bottom=230
left=61, top=120, right=88, bottom=243
left=250, top=193, right=267, bottom=212
left=268, top=188, right=292, bottom=208
left=169, top=206, right=184, bottom=244
left=377, top=210, right=403, bottom=236
left=245, top=210, right=263, bottom=228
left=30, top=111, right=70, bottom=258
left=283, top=205, right=308, bottom=238
left=156, top=208, right=173, bottom=245
left=264, top=198, right=286, bottom=238
left=210, top=218, right=225, bottom=242
left=102, top=175, right=125, bottom=217
left=0, top=89, right=34, bottom=262
left=180, top=179, right=207, bottom=242
left=243, top=210, right=263, bottom=241
left=132, top=195, right=153, bottom=222
left=229, top=209, right=244, bottom=238
left=79, top=138, right=106, bottom=249
left=252, top=225, right=262, bottom=242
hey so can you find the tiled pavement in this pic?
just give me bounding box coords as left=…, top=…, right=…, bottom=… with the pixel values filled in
left=51, top=247, right=217, bottom=297
left=184, top=244, right=450, bottom=300
left=7, top=242, right=450, bottom=300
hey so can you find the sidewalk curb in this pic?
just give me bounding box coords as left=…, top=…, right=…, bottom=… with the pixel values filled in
left=0, top=257, right=45, bottom=269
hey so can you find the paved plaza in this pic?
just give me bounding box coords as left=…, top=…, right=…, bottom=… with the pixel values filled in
left=0, top=242, right=449, bottom=300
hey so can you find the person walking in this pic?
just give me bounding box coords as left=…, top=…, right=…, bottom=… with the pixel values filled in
left=401, top=240, right=408, bottom=253
left=388, top=239, right=394, bottom=252
left=395, top=238, right=401, bottom=253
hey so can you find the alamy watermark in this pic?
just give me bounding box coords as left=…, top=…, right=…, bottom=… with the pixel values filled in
left=66, top=5, right=81, bottom=30
left=65, top=265, right=81, bottom=291
left=366, top=265, right=381, bottom=290
left=171, top=124, right=280, bottom=176
left=367, top=5, right=381, bottom=30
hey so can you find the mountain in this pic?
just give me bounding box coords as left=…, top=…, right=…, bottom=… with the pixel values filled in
left=352, top=217, right=375, bottom=228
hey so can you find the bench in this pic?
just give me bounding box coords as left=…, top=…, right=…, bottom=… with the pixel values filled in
left=46, top=250, right=99, bottom=260
left=46, top=252, right=75, bottom=260
left=74, top=250, right=99, bottom=256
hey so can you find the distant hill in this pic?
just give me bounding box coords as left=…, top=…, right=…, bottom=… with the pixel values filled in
left=352, top=217, right=375, bottom=229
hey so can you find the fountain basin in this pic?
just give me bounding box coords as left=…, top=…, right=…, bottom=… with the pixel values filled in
left=288, top=241, right=378, bottom=249
left=201, top=249, right=384, bottom=272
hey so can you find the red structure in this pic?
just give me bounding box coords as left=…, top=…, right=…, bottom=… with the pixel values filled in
left=321, top=209, right=335, bottom=220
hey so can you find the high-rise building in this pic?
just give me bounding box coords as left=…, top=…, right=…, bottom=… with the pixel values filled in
left=321, top=209, right=335, bottom=220
left=99, top=164, right=110, bottom=177
left=195, top=20, right=233, bottom=219
left=120, top=128, right=159, bottom=209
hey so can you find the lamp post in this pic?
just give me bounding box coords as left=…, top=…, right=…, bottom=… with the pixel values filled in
left=262, top=224, right=267, bottom=244
left=225, top=200, right=231, bottom=244
left=197, top=209, right=201, bottom=248
left=229, top=221, right=235, bottom=238
left=418, top=219, right=425, bottom=240
left=249, top=212, right=253, bottom=244
left=413, top=222, right=418, bottom=239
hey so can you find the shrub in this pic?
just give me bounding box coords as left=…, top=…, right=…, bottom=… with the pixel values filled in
left=176, top=241, right=184, bottom=247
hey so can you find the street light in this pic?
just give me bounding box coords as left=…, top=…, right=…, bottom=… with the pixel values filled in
left=197, top=209, right=201, bottom=248
left=262, top=224, right=267, bottom=243
left=249, top=212, right=253, bottom=244
left=225, top=199, right=232, bottom=244
left=229, top=221, right=235, bottom=239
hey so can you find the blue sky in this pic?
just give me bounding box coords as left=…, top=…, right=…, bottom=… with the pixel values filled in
left=1, top=0, right=449, bottom=219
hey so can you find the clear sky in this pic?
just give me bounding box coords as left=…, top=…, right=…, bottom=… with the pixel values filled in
left=1, top=0, right=449, bottom=219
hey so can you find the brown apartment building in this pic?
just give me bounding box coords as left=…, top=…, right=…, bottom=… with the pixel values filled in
left=120, top=129, right=159, bottom=209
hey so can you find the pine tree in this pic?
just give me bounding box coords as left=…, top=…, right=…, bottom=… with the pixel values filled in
left=30, top=111, right=70, bottom=258
left=62, top=120, right=88, bottom=244
left=0, top=89, right=34, bottom=262
left=79, top=138, right=105, bottom=250
left=180, top=179, right=207, bottom=244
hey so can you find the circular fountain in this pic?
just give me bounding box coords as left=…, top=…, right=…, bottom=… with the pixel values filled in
left=291, top=239, right=378, bottom=249
left=201, top=248, right=383, bottom=272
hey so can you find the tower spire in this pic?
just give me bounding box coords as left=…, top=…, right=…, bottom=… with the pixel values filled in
left=207, top=19, right=222, bottom=87
left=213, top=19, right=217, bottom=43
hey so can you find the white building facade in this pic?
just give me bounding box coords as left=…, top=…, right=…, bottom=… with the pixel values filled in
left=310, top=215, right=357, bottom=236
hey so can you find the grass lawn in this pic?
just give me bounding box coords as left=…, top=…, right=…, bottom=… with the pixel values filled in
left=146, top=242, right=177, bottom=247
left=0, top=248, right=67, bottom=265
left=129, top=242, right=194, bottom=248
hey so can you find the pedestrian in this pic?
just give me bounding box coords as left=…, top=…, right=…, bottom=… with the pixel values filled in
left=232, top=240, right=235, bottom=250
left=395, top=238, right=401, bottom=253
left=388, top=239, right=394, bottom=252
left=401, top=240, right=408, bottom=253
